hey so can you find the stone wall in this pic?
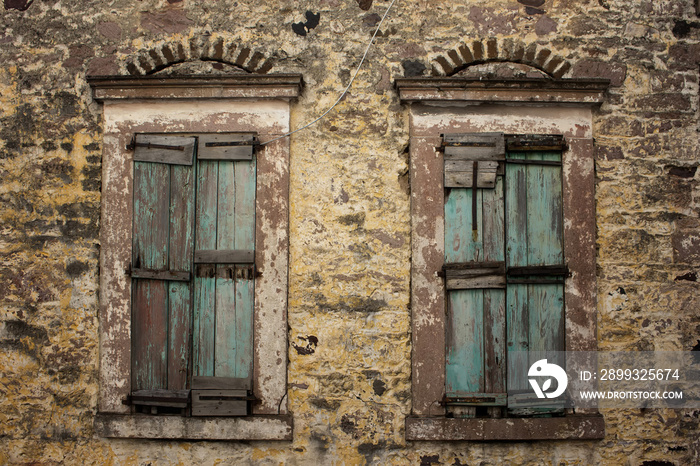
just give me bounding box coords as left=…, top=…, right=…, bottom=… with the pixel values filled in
left=1, top=0, right=698, bottom=464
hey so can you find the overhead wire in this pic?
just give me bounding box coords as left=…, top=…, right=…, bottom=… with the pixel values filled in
left=259, top=0, right=398, bottom=146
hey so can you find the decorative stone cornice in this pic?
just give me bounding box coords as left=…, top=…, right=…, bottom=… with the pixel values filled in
left=394, top=77, right=610, bottom=106
left=87, top=74, right=304, bottom=101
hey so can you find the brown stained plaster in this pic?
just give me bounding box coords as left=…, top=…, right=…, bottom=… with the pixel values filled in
left=410, top=137, right=446, bottom=415
left=253, top=138, right=290, bottom=414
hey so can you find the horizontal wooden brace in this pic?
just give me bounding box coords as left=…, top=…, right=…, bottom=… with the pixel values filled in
left=198, top=134, right=256, bottom=160
left=132, top=134, right=195, bottom=165
left=443, top=393, right=508, bottom=407
left=507, top=278, right=565, bottom=285
left=506, top=158, right=562, bottom=166
left=195, top=264, right=255, bottom=279
left=194, top=249, right=255, bottom=264
left=130, top=268, right=191, bottom=282
left=443, top=261, right=506, bottom=290
left=442, top=133, right=505, bottom=160
left=505, top=134, right=566, bottom=152
left=507, top=265, right=568, bottom=276
left=127, top=389, right=190, bottom=408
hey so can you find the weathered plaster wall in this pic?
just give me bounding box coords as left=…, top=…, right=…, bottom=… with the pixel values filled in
left=1, top=0, right=699, bottom=464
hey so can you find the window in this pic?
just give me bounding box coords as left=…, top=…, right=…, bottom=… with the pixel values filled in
left=129, top=133, right=257, bottom=416
left=442, top=132, right=566, bottom=417
left=88, top=75, right=302, bottom=440
left=396, top=77, right=608, bottom=440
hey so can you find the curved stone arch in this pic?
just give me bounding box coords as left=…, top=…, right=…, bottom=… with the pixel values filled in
left=430, top=38, right=572, bottom=79
left=123, top=34, right=274, bottom=76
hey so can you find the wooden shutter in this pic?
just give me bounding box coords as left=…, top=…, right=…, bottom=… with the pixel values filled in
left=504, top=135, right=566, bottom=416
left=444, top=133, right=507, bottom=415
left=131, top=134, right=195, bottom=395
left=443, top=133, right=566, bottom=417
left=193, top=135, right=256, bottom=395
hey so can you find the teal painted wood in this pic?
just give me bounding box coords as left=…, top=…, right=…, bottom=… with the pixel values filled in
left=505, top=150, right=565, bottom=395
left=506, top=284, right=529, bottom=391
left=444, top=175, right=505, bottom=400
left=524, top=151, right=565, bottom=355
left=446, top=289, right=483, bottom=395
left=525, top=152, right=563, bottom=266
left=445, top=188, right=470, bottom=263
left=194, top=158, right=255, bottom=380
left=214, top=161, right=239, bottom=378
left=481, top=176, right=506, bottom=402
left=233, top=159, right=255, bottom=380
left=194, top=160, right=219, bottom=377
left=167, top=164, right=195, bottom=390
left=132, top=161, right=170, bottom=391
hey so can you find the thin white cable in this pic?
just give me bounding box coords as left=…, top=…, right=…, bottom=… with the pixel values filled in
left=259, top=0, right=398, bottom=146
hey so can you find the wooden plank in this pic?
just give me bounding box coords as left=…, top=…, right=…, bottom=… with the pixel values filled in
left=215, top=161, right=239, bottom=379
left=446, top=274, right=505, bottom=290
left=446, top=289, right=484, bottom=398
left=192, top=376, right=252, bottom=390
left=191, top=390, right=249, bottom=416
left=130, top=268, right=190, bottom=281
left=508, top=265, right=568, bottom=276
left=505, top=134, right=565, bottom=152
left=132, top=161, right=170, bottom=391
left=167, top=163, right=195, bottom=390
left=444, top=160, right=499, bottom=188
left=529, top=283, right=565, bottom=354
left=198, top=134, right=256, bottom=160
left=233, top=159, right=255, bottom=380
left=130, top=389, right=190, bottom=408
left=194, top=249, right=255, bottom=264
left=194, top=160, right=219, bottom=378
left=505, top=158, right=528, bottom=268
left=445, top=392, right=507, bottom=406
left=482, top=173, right=506, bottom=418
left=506, top=284, right=530, bottom=392
left=443, top=133, right=505, bottom=159
left=484, top=289, right=506, bottom=417
left=133, top=134, right=195, bottom=165
left=526, top=152, right=563, bottom=266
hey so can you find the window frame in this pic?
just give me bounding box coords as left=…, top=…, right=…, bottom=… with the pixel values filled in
left=395, top=77, right=608, bottom=441
left=88, top=75, right=302, bottom=440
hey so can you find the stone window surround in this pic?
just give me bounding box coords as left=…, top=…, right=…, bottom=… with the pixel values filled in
left=87, top=75, right=302, bottom=440
left=395, top=77, right=609, bottom=441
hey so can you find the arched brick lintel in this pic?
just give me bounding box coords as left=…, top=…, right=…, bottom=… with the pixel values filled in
left=124, top=36, right=274, bottom=76
left=431, top=38, right=572, bottom=79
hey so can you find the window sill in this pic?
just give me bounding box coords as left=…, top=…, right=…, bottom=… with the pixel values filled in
left=405, top=414, right=604, bottom=441
left=94, top=413, right=293, bottom=441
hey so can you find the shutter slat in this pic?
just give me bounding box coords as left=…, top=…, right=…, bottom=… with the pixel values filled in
left=193, top=161, right=218, bottom=378
left=445, top=160, right=499, bottom=188
left=443, top=261, right=506, bottom=290
left=443, top=132, right=505, bottom=159
left=132, top=161, right=170, bottom=391
left=198, top=134, right=256, bottom=160
left=194, top=249, right=255, bottom=264
left=133, top=134, right=195, bottom=165
left=505, top=134, right=566, bottom=152
left=130, top=268, right=191, bottom=281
